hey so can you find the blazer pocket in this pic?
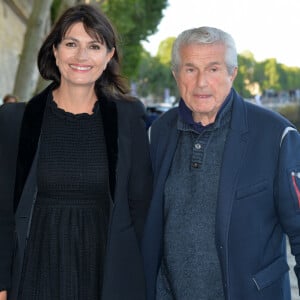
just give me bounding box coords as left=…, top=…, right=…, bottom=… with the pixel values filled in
left=252, top=256, right=289, bottom=290
left=236, top=180, right=268, bottom=200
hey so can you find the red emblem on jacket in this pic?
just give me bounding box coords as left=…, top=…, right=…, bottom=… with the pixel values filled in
left=291, top=171, right=300, bottom=208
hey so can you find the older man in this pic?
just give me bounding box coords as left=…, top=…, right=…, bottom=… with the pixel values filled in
left=142, top=26, right=300, bottom=300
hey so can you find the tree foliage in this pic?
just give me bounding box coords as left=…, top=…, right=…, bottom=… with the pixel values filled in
left=135, top=40, right=178, bottom=102
left=262, top=58, right=281, bottom=91
left=101, top=0, right=168, bottom=77
left=234, top=51, right=256, bottom=98
left=157, top=37, right=175, bottom=65
left=234, top=52, right=300, bottom=97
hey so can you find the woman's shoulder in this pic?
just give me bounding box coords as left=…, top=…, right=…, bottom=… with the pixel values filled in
left=0, top=103, right=26, bottom=149
left=113, top=95, right=146, bottom=117
left=0, top=101, right=25, bottom=112
left=0, top=102, right=26, bottom=123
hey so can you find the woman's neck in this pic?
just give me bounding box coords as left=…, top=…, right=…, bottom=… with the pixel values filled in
left=52, top=84, right=97, bottom=115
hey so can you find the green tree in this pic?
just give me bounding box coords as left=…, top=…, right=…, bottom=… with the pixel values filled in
left=261, top=58, right=281, bottom=91
left=135, top=51, right=172, bottom=100
left=157, top=37, right=175, bottom=65
left=135, top=38, right=178, bottom=101
left=101, top=0, right=168, bottom=77
left=278, top=104, right=300, bottom=130
left=279, top=65, right=300, bottom=91
left=234, top=51, right=256, bottom=97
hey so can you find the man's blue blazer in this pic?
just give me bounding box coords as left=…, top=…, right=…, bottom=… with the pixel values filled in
left=142, top=89, right=300, bottom=300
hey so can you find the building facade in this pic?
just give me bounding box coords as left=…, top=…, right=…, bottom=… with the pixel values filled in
left=0, top=0, right=32, bottom=103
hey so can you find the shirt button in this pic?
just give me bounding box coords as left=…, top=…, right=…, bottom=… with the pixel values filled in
left=192, top=162, right=199, bottom=168
left=194, top=143, right=201, bottom=149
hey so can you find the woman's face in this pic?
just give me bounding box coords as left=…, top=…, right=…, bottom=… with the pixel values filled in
left=53, top=22, right=114, bottom=88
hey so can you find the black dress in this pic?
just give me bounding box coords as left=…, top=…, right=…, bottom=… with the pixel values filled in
left=18, top=96, right=111, bottom=300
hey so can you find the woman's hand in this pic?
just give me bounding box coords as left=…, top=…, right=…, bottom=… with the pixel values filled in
left=0, top=291, right=7, bottom=300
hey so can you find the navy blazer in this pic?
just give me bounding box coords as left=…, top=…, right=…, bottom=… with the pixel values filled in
left=142, top=89, right=300, bottom=300
left=0, top=84, right=152, bottom=300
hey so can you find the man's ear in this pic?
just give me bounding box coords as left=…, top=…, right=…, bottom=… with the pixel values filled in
left=172, top=70, right=179, bottom=85
left=231, top=67, right=238, bottom=82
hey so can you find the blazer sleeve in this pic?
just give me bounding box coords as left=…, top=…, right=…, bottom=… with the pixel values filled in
left=276, top=127, right=300, bottom=291
left=0, top=103, right=25, bottom=290
left=128, top=100, right=153, bottom=242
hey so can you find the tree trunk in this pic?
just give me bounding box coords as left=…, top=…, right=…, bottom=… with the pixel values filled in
left=13, top=0, right=53, bottom=102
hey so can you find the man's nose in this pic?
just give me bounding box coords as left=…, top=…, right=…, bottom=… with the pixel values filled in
left=196, top=72, right=207, bottom=87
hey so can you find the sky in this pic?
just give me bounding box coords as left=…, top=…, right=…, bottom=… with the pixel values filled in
left=142, top=0, right=300, bottom=67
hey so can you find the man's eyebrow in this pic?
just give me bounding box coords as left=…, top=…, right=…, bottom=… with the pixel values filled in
left=183, top=62, right=196, bottom=67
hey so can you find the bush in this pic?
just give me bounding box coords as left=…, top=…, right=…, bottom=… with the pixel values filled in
left=278, top=104, right=300, bottom=130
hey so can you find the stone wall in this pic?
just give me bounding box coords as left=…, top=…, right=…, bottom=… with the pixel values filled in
left=0, top=0, right=32, bottom=103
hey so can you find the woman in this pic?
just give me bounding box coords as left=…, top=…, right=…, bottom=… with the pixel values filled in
left=0, top=4, right=152, bottom=300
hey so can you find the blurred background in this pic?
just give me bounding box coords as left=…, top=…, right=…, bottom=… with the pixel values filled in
left=2, top=0, right=300, bottom=130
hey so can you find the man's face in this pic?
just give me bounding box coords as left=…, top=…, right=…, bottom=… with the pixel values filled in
left=173, top=43, right=237, bottom=125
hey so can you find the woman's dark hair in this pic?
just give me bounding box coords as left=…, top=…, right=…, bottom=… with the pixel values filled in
left=38, top=4, right=130, bottom=98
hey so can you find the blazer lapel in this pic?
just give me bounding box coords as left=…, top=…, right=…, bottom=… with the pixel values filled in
left=98, top=96, right=118, bottom=200
left=215, top=93, right=249, bottom=249
left=13, top=86, right=50, bottom=211
left=151, top=109, right=179, bottom=189
left=142, top=110, right=179, bottom=296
